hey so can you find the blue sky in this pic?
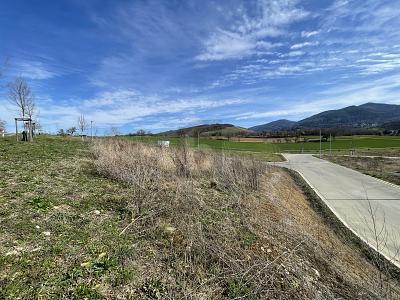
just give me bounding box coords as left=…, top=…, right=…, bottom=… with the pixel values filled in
left=1, top=0, right=400, bottom=134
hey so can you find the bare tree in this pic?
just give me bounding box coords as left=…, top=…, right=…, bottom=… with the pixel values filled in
left=8, top=77, right=35, bottom=118
left=66, top=126, right=77, bottom=136
left=26, top=98, right=36, bottom=119
left=135, top=129, right=146, bottom=136
left=78, top=114, right=88, bottom=139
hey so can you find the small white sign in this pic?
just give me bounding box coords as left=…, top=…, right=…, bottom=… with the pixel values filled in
left=157, top=140, right=170, bottom=147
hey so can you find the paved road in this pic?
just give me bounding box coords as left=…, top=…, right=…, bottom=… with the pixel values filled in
left=274, top=154, right=400, bottom=268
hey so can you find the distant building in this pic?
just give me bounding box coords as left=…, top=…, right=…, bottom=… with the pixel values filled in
left=305, top=137, right=327, bottom=142
left=157, top=140, right=170, bottom=147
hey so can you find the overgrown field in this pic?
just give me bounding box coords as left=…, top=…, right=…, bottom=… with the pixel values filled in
left=0, top=136, right=399, bottom=299
left=322, top=155, right=400, bottom=185
left=127, top=135, right=400, bottom=156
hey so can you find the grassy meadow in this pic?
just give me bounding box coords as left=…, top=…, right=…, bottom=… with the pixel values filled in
left=1, top=135, right=399, bottom=299
left=127, top=135, right=400, bottom=156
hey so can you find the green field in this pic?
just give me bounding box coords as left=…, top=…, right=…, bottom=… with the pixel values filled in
left=126, top=135, right=400, bottom=155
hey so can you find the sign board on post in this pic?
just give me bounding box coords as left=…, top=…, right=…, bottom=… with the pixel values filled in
left=157, top=140, right=170, bottom=147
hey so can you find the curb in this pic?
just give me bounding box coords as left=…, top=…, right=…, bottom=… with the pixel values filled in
left=317, top=155, right=400, bottom=191
left=286, top=168, right=400, bottom=274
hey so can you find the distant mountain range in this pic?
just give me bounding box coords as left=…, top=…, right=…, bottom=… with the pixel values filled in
left=249, top=119, right=297, bottom=132
left=249, top=103, right=400, bottom=132
left=160, top=103, right=400, bottom=136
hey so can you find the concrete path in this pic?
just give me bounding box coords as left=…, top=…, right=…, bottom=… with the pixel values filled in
left=274, top=154, right=400, bottom=268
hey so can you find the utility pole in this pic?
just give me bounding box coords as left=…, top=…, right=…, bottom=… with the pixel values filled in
left=351, top=134, right=354, bottom=156
left=329, top=133, right=332, bottom=156
left=197, top=131, right=200, bottom=149
left=319, top=128, right=322, bottom=158
left=90, top=121, right=93, bottom=140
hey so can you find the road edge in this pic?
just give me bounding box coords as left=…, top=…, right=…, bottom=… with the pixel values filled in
left=315, top=155, right=400, bottom=191
left=286, top=168, right=400, bottom=280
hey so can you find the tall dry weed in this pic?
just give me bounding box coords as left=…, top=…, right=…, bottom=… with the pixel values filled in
left=89, top=138, right=387, bottom=299
left=92, top=138, right=264, bottom=194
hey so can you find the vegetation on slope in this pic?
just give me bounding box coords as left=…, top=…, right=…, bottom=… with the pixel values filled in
left=250, top=103, right=400, bottom=131
left=249, top=119, right=297, bottom=133
left=0, top=136, right=399, bottom=299
left=159, top=123, right=252, bottom=137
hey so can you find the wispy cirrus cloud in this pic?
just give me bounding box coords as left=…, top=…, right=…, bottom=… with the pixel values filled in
left=233, top=73, right=400, bottom=121
left=14, top=61, right=58, bottom=80
left=33, top=89, right=248, bottom=132
left=301, top=30, right=319, bottom=38
left=196, top=0, right=310, bottom=61
left=204, top=0, right=400, bottom=90
left=290, top=41, right=318, bottom=50
left=3, top=0, right=400, bottom=133
left=130, top=116, right=203, bottom=131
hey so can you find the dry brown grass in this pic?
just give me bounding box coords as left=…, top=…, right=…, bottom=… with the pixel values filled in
left=90, top=138, right=400, bottom=299
left=323, top=155, right=400, bottom=185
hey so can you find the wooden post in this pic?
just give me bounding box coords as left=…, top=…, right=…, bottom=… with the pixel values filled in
left=28, top=120, right=33, bottom=141
left=15, top=118, right=18, bottom=141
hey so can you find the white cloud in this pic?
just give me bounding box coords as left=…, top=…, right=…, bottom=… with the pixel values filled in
left=235, top=74, right=400, bottom=121
left=82, top=90, right=141, bottom=108
left=203, top=0, right=400, bottom=88
left=290, top=41, right=318, bottom=49
left=15, top=61, right=58, bottom=80
left=301, top=30, right=320, bottom=38
left=195, top=30, right=256, bottom=61
left=357, top=53, right=400, bottom=75
left=82, top=90, right=245, bottom=123
left=234, top=104, right=323, bottom=120
left=0, top=86, right=248, bottom=133
left=196, top=0, right=309, bottom=61
left=3, top=89, right=246, bottom=132
left=134, top=116, right=203, bottom=131
left=284, top=50, right=304, bottom=57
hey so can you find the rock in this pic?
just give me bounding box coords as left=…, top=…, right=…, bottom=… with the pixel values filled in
left=6, top=250, right=21, bottom=256
left=81, top=261, right=91, bottom=268
left=312, top=268, right=320, bottom=278
left=163, top=225, right=176, bottom=234
left=5, top=247, right=23, bottom=256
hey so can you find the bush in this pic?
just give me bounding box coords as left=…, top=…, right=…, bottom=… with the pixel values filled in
left=91, top=138, right=264, bottom=195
